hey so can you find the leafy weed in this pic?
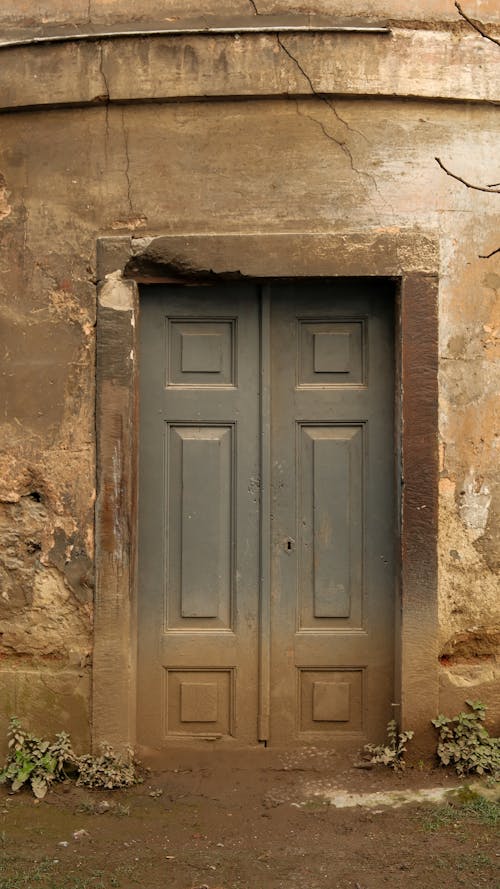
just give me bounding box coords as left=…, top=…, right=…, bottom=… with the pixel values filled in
left=0, top=718, right=141, bottom=799
left=363, top=719, right=414, bottom=770
left=432, top=700, right=500, bottom=778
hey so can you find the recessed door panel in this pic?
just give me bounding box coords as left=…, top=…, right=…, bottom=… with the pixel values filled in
left=298, top=320, right=366, bottom=387
left=166, top=425, right=233, bottom=627
left=167, top=319, right=236, bottom=387
left=298, top=424, right=363, bottom=627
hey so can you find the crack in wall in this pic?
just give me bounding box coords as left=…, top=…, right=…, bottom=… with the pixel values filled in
left=248, top=0, right=259, bottom=14
left=324, top=100, right=369, bottom=146
left=292, top=99, right=356, bottom=170
left=276, top=34, right=357, bottom=170
left=276, top=34, right=316, bottom=95
left=120, top=108, right=134, bottom=216
left=455, top=0, right=500, bottom=49
left=98, top=41, right=110, bottom=151
left=277, top=35, right=394, bottom=218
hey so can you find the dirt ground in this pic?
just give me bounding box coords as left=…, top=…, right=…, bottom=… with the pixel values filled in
left=0, top=746, right=498, bottom=889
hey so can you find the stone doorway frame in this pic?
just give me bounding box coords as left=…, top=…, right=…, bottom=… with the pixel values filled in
left=93, top=230, right=439, bottom=754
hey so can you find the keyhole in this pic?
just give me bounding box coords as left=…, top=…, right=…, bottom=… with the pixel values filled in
left=285, top=538, right=294, bottom=552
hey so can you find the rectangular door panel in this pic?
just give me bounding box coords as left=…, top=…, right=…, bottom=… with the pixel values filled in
left=298, top=424, right=363, bottom=627
left=167, top=424, right=233, bottom=628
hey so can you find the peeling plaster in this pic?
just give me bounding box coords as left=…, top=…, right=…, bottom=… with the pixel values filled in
left=459, top=469, right=492, bottom=534
left=98, top=270, right=135, bottom=311
left=0, top=179, right=11, bottom=221
left=438, top=483, right=499, bottom=653
left=0, top=566, right=91, bottom=664
left=441, top=663, right=497, bottom=686
left=440, top=626, right=500, bottom=662
left=110, top=216, right=147, bottom=231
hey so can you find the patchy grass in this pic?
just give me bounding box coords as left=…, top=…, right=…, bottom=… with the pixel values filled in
left=420, top=787, right=500, bottom=832
left=0, top=858, right=114, bottom=889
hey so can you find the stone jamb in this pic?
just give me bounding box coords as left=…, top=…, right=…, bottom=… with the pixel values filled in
left=94, top=230, right=439, bottom=753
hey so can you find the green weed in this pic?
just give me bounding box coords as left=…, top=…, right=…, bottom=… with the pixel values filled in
left=0, top=857, right=111, bottom=889
left=0, top=719, right=141, bottom=798
left=363, top=719, right=414, bottom=770
left=432, top=700, right=500, bottom=778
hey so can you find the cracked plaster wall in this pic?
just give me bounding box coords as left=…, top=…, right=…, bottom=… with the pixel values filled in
left=0, top=18, right=499, bottom=749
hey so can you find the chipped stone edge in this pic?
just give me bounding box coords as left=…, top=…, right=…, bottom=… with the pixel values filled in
left=98, top=269, right=136, bottom=311
left=96, top=230, right=440, bottom=283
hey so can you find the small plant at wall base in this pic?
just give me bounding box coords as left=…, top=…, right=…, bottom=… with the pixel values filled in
left=0, top=718, right=78, bottom=799
left=432, top=700, right=500, bottom=778
left=363, top=719, right=414, bottom=770
left=77, top=744, right=138, bottom=790
left=0, top=718, right=141, bottom=798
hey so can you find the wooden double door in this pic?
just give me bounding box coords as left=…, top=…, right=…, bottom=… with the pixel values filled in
left=138, top=280, right=395, bottom=748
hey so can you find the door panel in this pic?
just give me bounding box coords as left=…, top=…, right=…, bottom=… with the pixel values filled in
left=167, top=425, right=233, bottom=626
left=269, top=281, right=395, bottom=744
left=137, top=284, right=260, bottom=747
left=138, top=280, right=395, bottom=749
left=298, top=424, right=363, bottom=625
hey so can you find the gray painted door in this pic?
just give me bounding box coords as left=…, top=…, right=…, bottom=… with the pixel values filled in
left=138, top=280, right=394, bottom=748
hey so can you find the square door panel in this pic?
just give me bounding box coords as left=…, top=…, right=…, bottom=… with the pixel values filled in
left=182, top=334, right=223, bottom=373
left=299, top=669, right=363, bottom=733
left=167, top=319, right=235, bottom=386
left=298, top=320, right=365, bottom=387
left=313, top=681, right=350, bottom=721
left=165, top=669, right=233, bottom=737
left=181, top=682, right=218, bottom=722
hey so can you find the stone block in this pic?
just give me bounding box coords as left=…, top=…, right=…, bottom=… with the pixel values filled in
left=0, top=669, right=91, bottom=757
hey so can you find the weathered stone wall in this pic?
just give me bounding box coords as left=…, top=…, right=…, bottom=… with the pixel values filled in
left=0, top=3, right=499, bottom=749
